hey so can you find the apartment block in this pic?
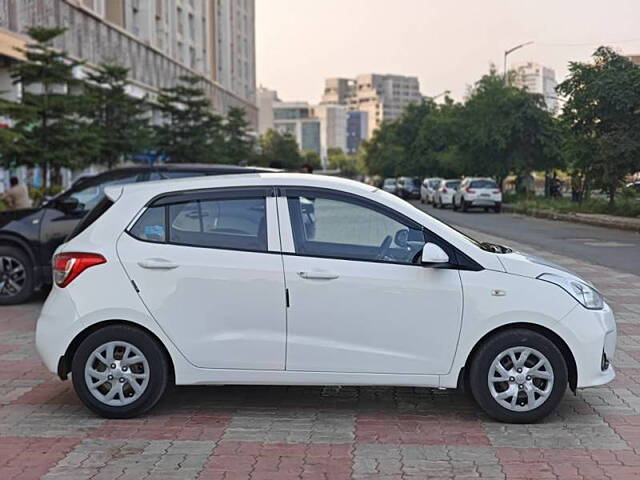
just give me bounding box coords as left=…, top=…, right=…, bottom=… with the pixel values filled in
left=0, top=0, right=257, bottom=126
left=512, top=62, right=558, bottom=113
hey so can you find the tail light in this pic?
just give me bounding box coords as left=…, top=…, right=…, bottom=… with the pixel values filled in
left=493, top=189, right=501, bottom=194
left=442, top=188, right=448, bottom=193
left=466, top=188, right=476, bottom=193
left=53, top=252, right=106, bottom=288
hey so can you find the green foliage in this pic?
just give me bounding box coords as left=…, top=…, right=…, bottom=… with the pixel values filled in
left=154, top=75, right=224, bottom=163
left=0, top=27, right=100, bottom=173
left=509, top=195, right=640, bottom=218
left=327, top=148, right=364, bottom=177
left=558, top=46, right=640, bottom=204
left=222, top=107, right=254, bottom=164
left=258, top=129, right=302, bottom=170
left=302, top=150, right=322, bottom=170
left=83, top=63, right=151, bottom=169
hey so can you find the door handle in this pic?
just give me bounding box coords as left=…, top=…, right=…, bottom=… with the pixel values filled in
left=138, top=258, right=179, bottom=270
left=298, top=271, right=340, bottom=280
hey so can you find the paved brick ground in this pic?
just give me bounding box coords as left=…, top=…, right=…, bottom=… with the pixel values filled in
left=1, top=230, right=640, bottom=479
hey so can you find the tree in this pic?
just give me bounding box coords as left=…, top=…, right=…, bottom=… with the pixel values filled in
left=154, top=75, right=224, bottom=163
left=83, top=63, right=151, bottom=169
left=0, top=27, right=99, bottom=178
left=302, top=150, right=321, bottom=170
left=327, top=147, right=364, bottom=178
left=258, top=129, right=302, bottom=170
left=557, top=46, right=640, bottom=204
left=222, top=107, right=254, bottom=164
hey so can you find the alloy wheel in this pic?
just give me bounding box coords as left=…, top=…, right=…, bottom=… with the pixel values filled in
left=487, top=346, right=554, bottom=412
left=84, top=341, right=150, bottom=406
left=0, top=256, right=26, bottom=297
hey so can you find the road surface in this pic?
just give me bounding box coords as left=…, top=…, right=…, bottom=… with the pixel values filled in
left=414, top=201, right=640, bottom=275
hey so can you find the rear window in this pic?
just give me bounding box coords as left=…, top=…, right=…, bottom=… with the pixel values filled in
left=445, top=181, right=460, bottom=188
left=470, top=180, right=498, bottom=189
left=66, top=196, right=114, bottom=241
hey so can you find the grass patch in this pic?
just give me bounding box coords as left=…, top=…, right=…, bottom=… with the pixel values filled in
left=505, top=194, right=640, bottom=218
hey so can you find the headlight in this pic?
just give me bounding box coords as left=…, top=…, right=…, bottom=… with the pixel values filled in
left=538, top=273, right=604, bottom=310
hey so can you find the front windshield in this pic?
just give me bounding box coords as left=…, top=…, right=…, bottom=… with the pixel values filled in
left=384, top=179, right=395, bottom=186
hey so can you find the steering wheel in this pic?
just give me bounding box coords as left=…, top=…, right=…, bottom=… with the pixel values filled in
left=377, top=235, right=393, bottom=260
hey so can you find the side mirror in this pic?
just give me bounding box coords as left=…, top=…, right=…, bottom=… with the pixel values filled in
left=56, top=196, right=80, bottom=213
left=421, top=243, right=450, bottom=265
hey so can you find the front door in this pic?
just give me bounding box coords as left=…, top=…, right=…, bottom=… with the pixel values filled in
left=117, top=188, right=287, bottom=370
left=279, top=189, right=463, bottom=375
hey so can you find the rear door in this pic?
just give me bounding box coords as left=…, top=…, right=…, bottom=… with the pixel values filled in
left=117, top=187, right=287, bottom=370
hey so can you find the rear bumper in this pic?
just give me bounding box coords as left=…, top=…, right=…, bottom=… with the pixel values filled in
left=466, top=198, right=501, bottom=207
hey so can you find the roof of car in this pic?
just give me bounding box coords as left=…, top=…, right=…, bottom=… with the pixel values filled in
left=108, top=173, right=377, bottom=201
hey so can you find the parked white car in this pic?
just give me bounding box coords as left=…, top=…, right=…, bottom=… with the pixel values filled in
left=36, top=173, right=616, bottom=423
left=433, top=179, right=460, bottom=208
left=420, top=178, right=443, bottom=204
left=454, top=177, right=503, bottom=213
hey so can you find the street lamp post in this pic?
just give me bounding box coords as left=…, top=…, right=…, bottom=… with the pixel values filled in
left=503, top=41, right=534, bottom=84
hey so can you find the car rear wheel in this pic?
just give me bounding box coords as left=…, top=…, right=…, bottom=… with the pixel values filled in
left=494, top=203, right=502, bottom=213
left=71, top=325, right=169, bottom=418
left=452, top=199, right=457, bottom=211
left=0, top=246, right=34, bottom=305
left=469, top=329, right=567, bottom=423
left=461, top=200, right=469, bottom=212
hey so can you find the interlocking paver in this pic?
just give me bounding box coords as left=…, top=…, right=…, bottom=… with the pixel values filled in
left=1, top=228, right=640, bottom=478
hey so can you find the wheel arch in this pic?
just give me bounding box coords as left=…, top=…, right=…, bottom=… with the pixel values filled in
left=58, top=319, right=176, bottom=384
left=0, top=233, right=37, bottom=266
left=457, top=322, right=578, bottom=393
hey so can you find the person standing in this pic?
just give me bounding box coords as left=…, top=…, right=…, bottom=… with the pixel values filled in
left=1, top=176, right=33, bottom=209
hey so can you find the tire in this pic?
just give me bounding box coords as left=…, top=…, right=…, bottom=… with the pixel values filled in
left=452, top=199, right=458, bottom=211
left=420, top=197, right=425, bottom=204
left=71, top=324, right=169, bottom=419
left=494, top=203, right=502, bottom=213
left=0, top=246, right=34, bottom=305
left=469, top=329, right=568, bottom=423
left=461, top=199, right=468, bottom=212
left=484, top=207, right=490, bottom=212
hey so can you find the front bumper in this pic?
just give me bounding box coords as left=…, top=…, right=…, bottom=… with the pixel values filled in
left=557, top=302, right=616, bottom=388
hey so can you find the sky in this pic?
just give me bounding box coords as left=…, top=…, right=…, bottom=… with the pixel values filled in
left=255, top=0, right=640, bottom=103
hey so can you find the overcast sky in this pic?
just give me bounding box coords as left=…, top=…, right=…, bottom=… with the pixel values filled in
left=255, top=0, right=640, bottom=103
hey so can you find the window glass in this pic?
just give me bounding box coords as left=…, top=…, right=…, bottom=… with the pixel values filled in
left=65, top=173, right=140, bottom=212
left=129, top=206, right=166, bottom=243
left=288, top=195, right=425, bottom=264
left=445, top=181, right=460, bottom=189
left=469, top=180, right=498, bottom=189
left=168, top=197, right=267, bottom=251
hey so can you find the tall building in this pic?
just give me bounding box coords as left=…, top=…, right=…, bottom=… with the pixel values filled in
left=315, top=104, right=347, bottom=166
left=346, top=111, right=368, bottom=155
left=512, top=62, right=558, bottom=113
left=272, top=100, right=321, bottom=155
left=0, top=0, right=257, bottom=126
left=257, top=86, right=278, bottom=135
left=321, top=73, right=422, bottom=137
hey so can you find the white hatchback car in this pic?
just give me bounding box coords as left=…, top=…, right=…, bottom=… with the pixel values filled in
left=454, top=177, right=503, bottom=213
left=420, top=178, right=442, bottom=204
left=433, top=179, right=461, bottom=208
left=36, top=173, right=616, bottom=423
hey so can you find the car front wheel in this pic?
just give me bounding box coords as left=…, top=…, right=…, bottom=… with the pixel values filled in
left=71, top=324, right=169, bottom=418
left=469, top=329, right=568, bottom=423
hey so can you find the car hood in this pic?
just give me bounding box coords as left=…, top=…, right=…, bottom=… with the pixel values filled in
left=497, top=250, right=591, bottom=285
left=0, top=208, right=42, bottom=229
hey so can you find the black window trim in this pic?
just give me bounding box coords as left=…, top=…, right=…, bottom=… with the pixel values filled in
left=128, top=186, right=272, bottom=254
left=280, top=186, right=481, bottom=270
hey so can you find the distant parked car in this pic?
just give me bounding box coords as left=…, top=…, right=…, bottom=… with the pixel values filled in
left=433, top=179, right=461, bottom=208
left=420, top=178, right=443, bottom=204
left=396, top=177, right=420, bottom=199
left=626, top=181, right=640, bottom=193
left=0, top=163, right=277, bottom=305
left=382, top=178, right=398, bottom=194
left=454, top=178, right=502, bottom=213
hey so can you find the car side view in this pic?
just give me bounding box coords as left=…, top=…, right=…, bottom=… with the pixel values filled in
left=0, top=164, right=275, bottom=305
left=420, top=177, right=442, bottom=204
left=35, top=173, right=616, bottom=423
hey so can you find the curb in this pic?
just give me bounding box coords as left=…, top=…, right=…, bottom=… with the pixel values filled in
left=503, top=205, right=640, bottom=233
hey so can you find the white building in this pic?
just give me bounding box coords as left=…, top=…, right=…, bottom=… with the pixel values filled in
left=512, top=62, right=558, bottom=113
left=321, top=73, right=422, bottom=137
left=315, top=104, right=348, bottom=167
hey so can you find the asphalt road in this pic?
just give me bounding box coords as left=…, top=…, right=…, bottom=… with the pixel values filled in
left=413, top=201, right=640, bottom=275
